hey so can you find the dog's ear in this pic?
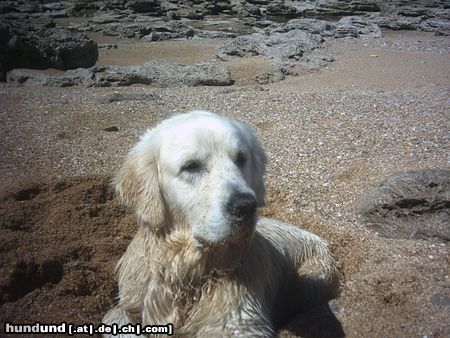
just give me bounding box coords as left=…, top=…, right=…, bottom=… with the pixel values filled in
left=248, top=134, right=267, bottom=207
left=114, top=143, right=165, bottom=230
left=234, top=121, right=267, bottom=206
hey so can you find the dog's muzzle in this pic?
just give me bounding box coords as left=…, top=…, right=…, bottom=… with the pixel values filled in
left=226, top=192, right=257, bottom=227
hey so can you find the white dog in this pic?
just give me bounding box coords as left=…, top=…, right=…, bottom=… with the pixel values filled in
left=103, top=111, right=340, bottom=337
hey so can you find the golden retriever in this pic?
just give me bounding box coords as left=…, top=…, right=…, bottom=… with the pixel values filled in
left=103, top=111, right=340, bottom=337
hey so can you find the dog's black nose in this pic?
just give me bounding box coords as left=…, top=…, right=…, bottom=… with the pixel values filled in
left=227, top=192, right=257, bottom=221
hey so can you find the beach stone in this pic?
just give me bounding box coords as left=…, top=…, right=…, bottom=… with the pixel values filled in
left=99, top=92, right=155, bottom=103
left=357, top=169, right=450, bottom=242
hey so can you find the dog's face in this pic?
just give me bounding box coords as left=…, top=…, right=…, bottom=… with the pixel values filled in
left=115, top=111, right=266, bottom=246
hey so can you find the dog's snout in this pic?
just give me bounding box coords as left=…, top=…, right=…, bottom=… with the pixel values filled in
left=227, top=192, right=257, bottom=220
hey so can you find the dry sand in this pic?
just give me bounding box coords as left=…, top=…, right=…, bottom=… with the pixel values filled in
left=0, top=31, right=449, bottom=337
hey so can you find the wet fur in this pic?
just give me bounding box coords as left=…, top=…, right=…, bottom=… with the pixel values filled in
left=103, top=111, right=340, bottom=337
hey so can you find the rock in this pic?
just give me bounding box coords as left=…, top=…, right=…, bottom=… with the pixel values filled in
left=367, top=15, right=420, bottom=31
left=254, top=64, right=291, bottom=85
left=398, top=7, right=430, bottom=18
left=89, top=12, right=128, bottom=24
left=0, top=19, right=98, bottom=75
left=217, top=15, right=381, bottom=63
left=357, top=169, right=450, bottom=242
left=100, top=21, right=195, bottom=40
left=98, top=43, right=118, bottom=49
left=420, top=18, right=450, bottom=36
left=315, top=0, right=381, bottom=18
left=66, top=0, right=100, bottom=17
left=335, top=16, right=382, bottom=38
left=100, top=22, right=151, bottom=39
left=103, top=126, right=119, bottom=132
left=6, top=68, right=94, bottom=87
left=99, top=92, right=155, bottom=103
left=265, top=29, right=324, bottom=60
left=7, top=60, right=234, bottom=87
left=217, top=33, right=266, bottom=60
left=217, top=14, right=382, bottom=84
left=334, top=23, right=358, bottom=38
left=125, top=0, right=163, bottom=15
left=299, top=54, right=335, bottom=70
left=266, top=3, right=298, bottom=18
left=193, top=29, right=237, bottom=39
left=282, top=18, right=337, bottom=37
left=98, top=60, right=233, bottom=87
left=217, top=29, right=323, bottom=62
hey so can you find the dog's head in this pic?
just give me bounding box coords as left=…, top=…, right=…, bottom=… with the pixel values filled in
left=114, top=111, right=266, bottom=246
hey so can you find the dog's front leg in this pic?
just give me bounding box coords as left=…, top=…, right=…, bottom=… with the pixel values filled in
left=257, top=218, right=341, bottom=308
left=102, top=306, right=146, bottom=338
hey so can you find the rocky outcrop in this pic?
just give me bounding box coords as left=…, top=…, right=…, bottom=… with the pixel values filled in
left=1, top=0, right=449, bottom=83
left=217, top=16, right=381, bottom=62
left=0, top=19, right=98, bottom=78
left=7, top=60, right=234, bottom=87
left=103, top=21, right=195, bottom=40
left=217, top=29, right=323, bottom=62
left=2, top=1, right=448, bottom=26
left=357, top=169, right=450, bottom=242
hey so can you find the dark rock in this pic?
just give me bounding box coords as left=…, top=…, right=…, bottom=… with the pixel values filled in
left=366, top=14, right=426, bottom=31
left=67, top=0, right=100, bottom=16
left=430, top=293, right=450, bottom=307
left=315, top=0, right=381, bottom=18
left=420, top=18, right=450, bottom=36
left=126, top=0, right=163, bottom=15
left=0, top=19, right=98, bottom=75
left=98, top=44, right=118, bottom=49
left=140, top=27, right=194, bottom=41
left=357, top=169, right=450, bottom=242
left=101, top=23, right=153, bottom=39
left=42, top=2, right=66, bottom=12
left=0, top=2, right=17, bottom=14
left=100, top=21, right=195, bottom=40
left=89, top=12, right=128, bottom=24
left=0, top=58, right=5, bottom=81
left=266, top=3, right=298, bottom=18
left=398, top=7, right=430, bottom=18
left=99, top=92, right=155, bottom=103
left=335, top=16, right=382, bottom=38
left=7, top=69, right=82, bottom=87
left=103, top=126, right=119, bottom=132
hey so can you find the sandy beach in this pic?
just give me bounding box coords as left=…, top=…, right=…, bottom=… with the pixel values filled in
left=0, top=28, right=449, bottom=337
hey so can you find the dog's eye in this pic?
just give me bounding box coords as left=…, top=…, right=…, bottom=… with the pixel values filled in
left=181, top=160, right=202, bottom=173
left=235, top=152, right=247, bottom=167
